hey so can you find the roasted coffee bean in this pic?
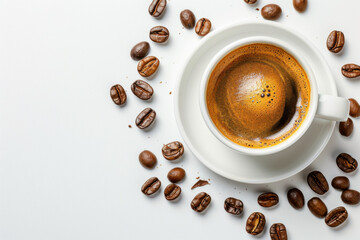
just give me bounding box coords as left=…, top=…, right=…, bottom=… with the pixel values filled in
left=164, top=183, right=181, bottom=201
left=261, top=4, right=282, bottom=20
left=327, top=31, right=345, bottom=53
left=307, top=171, right=329, bottom=195
left=195, top=18, right=211, bottom=36
left=244, top=0, right=257, bottom=4
left=246, top=212, right=266, bottom=235
left=224, top=197, right=243, bottom=215
left=258, top=192, right=279, bottom=208
left=270, top=223, right=287, bottom=240
left=349, top=98, right=360, bottom=118
left=191, top=192, right=211, bottom=212
left=110, top=84, right=127, bottom=105
left=339, top=118, right=353, bottom=137
left=130, top=41, right=150, bottom=61
left=287, top=188, right=305, bottom=209
left=149, top=26, right=169, bottom=43
left=180, top=9, right=196, bottom=29
left=148, top=0, right=166, bottom=18
left=167, top=167, right=186, bottom=183
left=131, top=80, right=153, bottom=100
left=141, top=177, right=161, bottom=195
left=341, top=189, right=360, bottom=205
left=325, top=206, right=348, bottom=227
left=332, top=176, right=350, bottom=191
left=135, top=108, right=156, bottom=129
left=342, top=64, right=360, bottom=78
left=191, top=179, right=210, bottom=190
left=293, top=0, right=307, bottom=12
left=139, top=150, right=157, bottom=169
left=307, top=197, right=328, bottom=218
left=336, top=153, right=358, bottom=173
left=137, top=56, right=160, bottom=77
left=162, top=141, right=184, bottom=160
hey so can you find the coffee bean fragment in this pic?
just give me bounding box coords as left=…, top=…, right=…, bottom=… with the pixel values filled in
left=287, top=188, right=305, bottom=209
left=270, top=223, right=287, bottom=240
left=167, top=167, right=186, bottom=183
left=257, top=192, right=279, bottom=208
left=325, top=206, right=348, bottom=227
left=148, top=0, right=166, bottom=18
left=164, top=183, right=181, bottom=201
left=307, top=197, right=328, bottom=218
left=110, top=84, right=127, bottom=105
left=191, top=192, right=211, bottom=212
left=246, top=212, right=266, bottom=235
left=342, top=64, right=360, bottom=78
left=293, top=0, right=307, bottom=12
left=327, top=31, right=345, bottom=53
left=332, top=176, right=350, bottom=191
left=141, top=177, right=161, bottom=195
left=149, top=26, right=169, bottom=43
left=137, top=56, right=160, bottom=77
left=339, top=118, right=354, bottom=137
left=139, top=150, right=157, bottom=169
left=130, top=41, right=150, bottom=61
left=135, top=108, right=156, bottom=129
left=349, top=98, right=360, bottom=118
left=180, top=9, right=196, bottom=29
left=162, top=141, right=184, bottom=160
left=244, top=0, right=257, bottom=4
left=336, top=153, right=358, bottom=173
left=195, top=18, right=211, bottom=36
left=261, top=4, right=282, bottom=20
left=131, top=80, right=153, bottom=100
left=191, top=179, right=210, bottom=190
left=307, top=171, right=329, bottom=195
left=224, top=197, right=243, bottom=215
left=341, top=189, right=360, bottom=205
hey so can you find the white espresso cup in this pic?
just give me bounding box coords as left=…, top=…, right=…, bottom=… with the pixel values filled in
left=199, top=36, right=350, bottom=156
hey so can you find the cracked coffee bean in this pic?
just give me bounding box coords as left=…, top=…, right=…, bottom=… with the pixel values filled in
left=261, top=4, right=282, bottom=20
left=244, top=0, right=257, bottom=4
left=110, top=84, right=126, bottom=105
left=137, top=56, right=160, bottom=77
left=325, top=206, right=348, bottom=227
left=141, top=177, right=161, bottom=195
left=148, top=0, right=166, bottom=18
left=287, top=188, right=305, bottom=209
left=332, top=176, right=350, bottom=191
left=342, top=64, right=360, bottom=78
left=339, top=118, right=354, bottom=137
left=293, top=0, right=307, bottom=12
left=336, top=153, right=358, bottom=173
left=224, top=197, right=243, bottom=215
left=258, top=192, right=279, bottom=208
left=131, top=80, right=153, bottom=100
left=270, top=223, right=287, bottom=240
left=341, top=189, right=360, bottom=205
left=327, top=31, right=345, bottom=53
left=164, top=183, right=181, bottom=201
left=307, top=197, right=328, bottom=218
left=180, top=9, right=196, bottom=29
left=246, top=212, right=266, bottom=235
left=307, top=171, right=329, bottom=195
left=191, top=192, right=211, bottom=212
left=349, top=98, right=360, bottom=118
left=135, top=108, right=156, bottom=129
left=162, top=141, right=184, bottom=160
left=130, top=41, right=150, bottom=61
left=195, top=18, right=211, bottom=36
left=149, top=26, right=169, bottom=43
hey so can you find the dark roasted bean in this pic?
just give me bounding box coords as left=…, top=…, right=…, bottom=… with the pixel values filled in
left=162, top=141, right=184, bottom=160
left=149, top=26, right=169, bottom=43
left=261, top=4, right=282, bottom=20
left=349, top=98, right=360, bottom=118
left=244, top=0, right=257, bottom=4
left=287, top=188, right=305, bottom=209
left=130, top=41, right=150, bottom=60
left=141, top=177, right=161, bottom=195
left=336, top=153, right=358, bottom=173
left=258, top=192, right=279, bottom=208
left=332, top=176, right=350, bottom=191
left=110, top=84, right=126, bottom=105
left=270, top=223, right=287, bottom=240
left=293, top=0, right=307, bottom=12
left=339, top=118, right=354, bottom=137
left=307, top=197, right=328, bottom=218
left=327, top=31, right=345, bottom=53
left=164, top=183, right=181, bottom=201
left=180, top=9, right=196, bottom=29
left=148, top=0, right=166, bottom=18
left=341, top=189, right=360, bottom=205
left=307, top=171, right=329, bottom=195
left=325, top=206, right=348, bottom=227
left=191, top=192, right=211, bottom=212
left=131, top=80, right=153, bottom=100
left=135, top=108, right=156, bottom=129
left=167, top=167, right=186, bottom=183
left=246, top=212, right=266, bottom=235
left=342, top=64, right=360, bottom=78
left=137, top=56, right=160, bottom=77
left=138, top=150, right=157, bottom=169
left=195, top=18, right=211, bottom=36
left=224, top=197, right=243, bottom=215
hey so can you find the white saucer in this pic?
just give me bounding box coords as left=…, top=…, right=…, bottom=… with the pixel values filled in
left=174, top=21, right=337, bottom=184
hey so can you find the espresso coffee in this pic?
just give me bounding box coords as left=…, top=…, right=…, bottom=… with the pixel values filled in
left=206, top=43, right=311, bottom=148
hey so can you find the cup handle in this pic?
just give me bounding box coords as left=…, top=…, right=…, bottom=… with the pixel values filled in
left=316, top=94, right=349, bottom=121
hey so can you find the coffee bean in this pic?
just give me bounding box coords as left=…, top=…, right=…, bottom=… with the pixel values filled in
left=164, top=183, right=181, bottom=201
left=138, top=150, right=157, bottom=169
left=148, top=0, right=166, bottom=18
left=162, top=141, right=184, bottom=160
left=246, top=212, right=266, bottom=235
left=261, top=4, right=282, bottom=20
left=137, top=56, right=160, bottom=77
left=336, top=153, right=358, bottom=173
left=149, top=26, right=169, bottom=43
left=339, top=118, right=353, bottom=137
left=141, top=177, right=161, bottom=195
left=293, top=0, right=307, bottom=12
left=332, top=176, right=350, bottom=191
left=224, top=197, right=243, bottom=215
left=342, top=64, right=360, bottom=78
left=167, top=167, right=186, bottom=183
left=325, top=206, right=348, bottom=227
left=341, top=189, right=360, bottom=205
left=307, top=171, right=329, bottom=195
left=110, top=84, right=127, bottom=105
left=307, top=197, right=328, bottom=218
left=349, top=98, right=360, bottom=118
left=195, top=18, right=211, bottom=36
left=135, top=108, right=156, bottom=129
left=130, top=41, right=150, bottom=61
left=244, top=0, right=257, bottom=4
left=287, top=188, right=305, bottom=209
left=270, top=223, right=287, bottom=240
left=180, top=9, right=196, bottom=29
left=131, top=80, right=153, bottom=100
left=257, top=192, right=279, bottom=208
left=191, top=192, right=211, bottom=212
left=327, top=31, right=345, bottom=53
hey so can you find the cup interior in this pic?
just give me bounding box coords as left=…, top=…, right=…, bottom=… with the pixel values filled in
left=199, top=36, right=318, bottom=156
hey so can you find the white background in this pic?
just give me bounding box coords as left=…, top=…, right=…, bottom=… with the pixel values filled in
left=0, top=0, right=359, bottom=239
